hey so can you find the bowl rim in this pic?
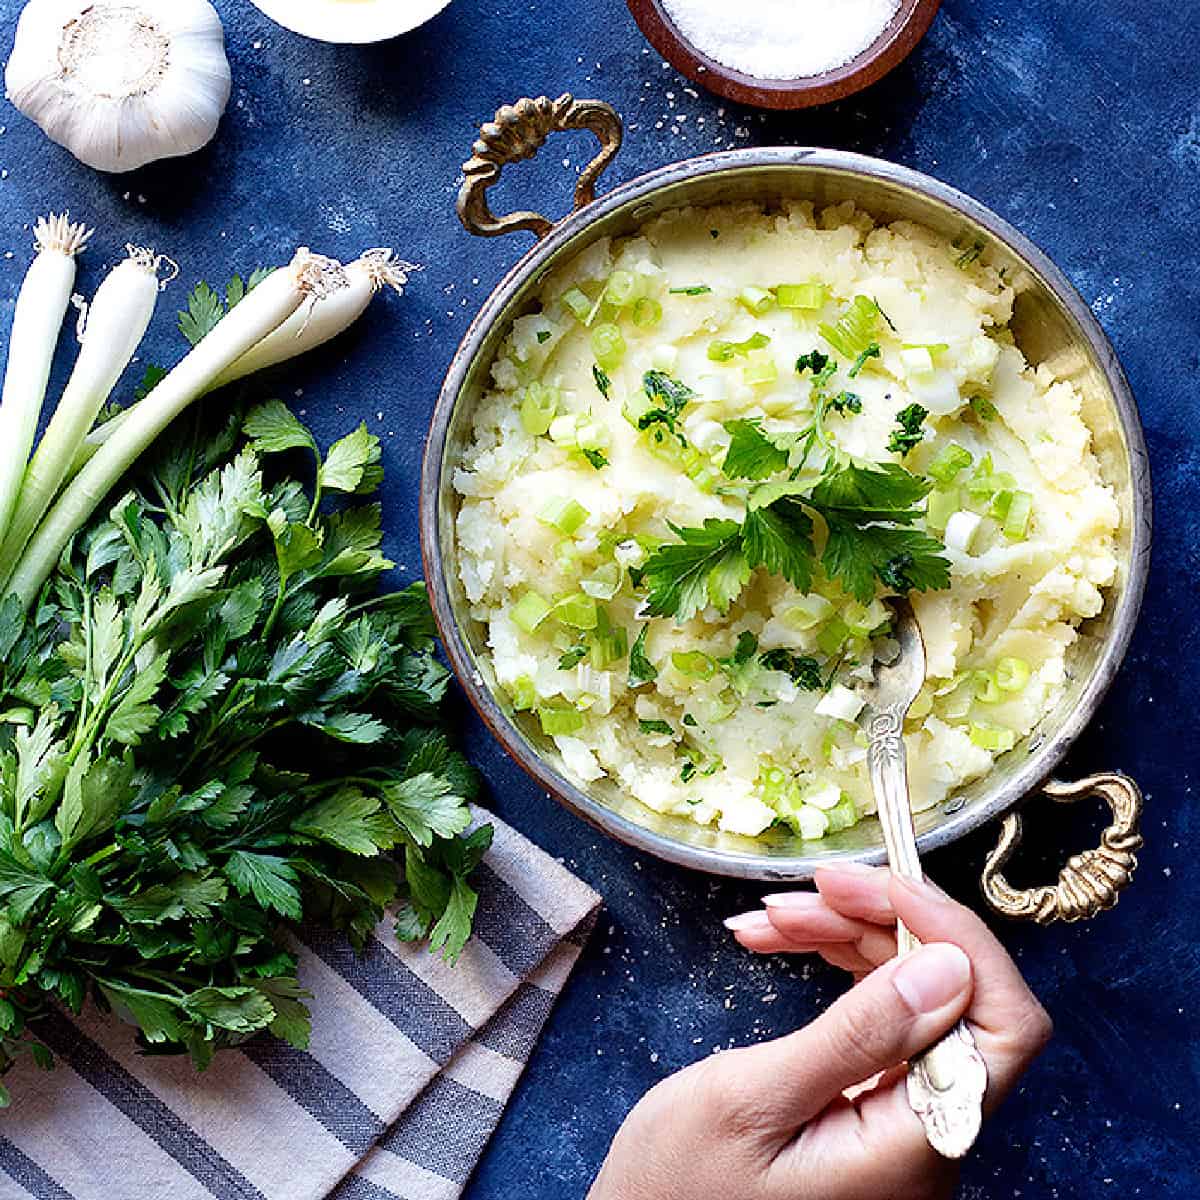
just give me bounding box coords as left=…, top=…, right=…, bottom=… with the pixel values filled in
left=421, top=146, right=1152, bottom=880
left=246, top=0, right=452, bottom=44
left=625, top=0, right=944, bottom=110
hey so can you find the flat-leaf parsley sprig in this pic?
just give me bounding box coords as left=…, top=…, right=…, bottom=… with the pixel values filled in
left=639, top=355, right=951, bottom=618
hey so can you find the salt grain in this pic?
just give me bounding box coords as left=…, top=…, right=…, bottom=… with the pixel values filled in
left=661, top=0, right=900, bottom=80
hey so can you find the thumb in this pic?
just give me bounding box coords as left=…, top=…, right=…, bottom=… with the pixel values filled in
left=740, top=942, right=973, bottom=1131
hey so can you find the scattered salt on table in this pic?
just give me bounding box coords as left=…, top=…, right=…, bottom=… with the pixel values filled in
left=662, top=0, right=901, bottom=81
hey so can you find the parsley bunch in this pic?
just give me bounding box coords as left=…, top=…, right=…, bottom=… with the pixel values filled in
left=0, top=399, right=488, bottom=1100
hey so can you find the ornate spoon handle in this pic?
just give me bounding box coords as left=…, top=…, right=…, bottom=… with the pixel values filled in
left=866, top=705, right=988, bottom=1160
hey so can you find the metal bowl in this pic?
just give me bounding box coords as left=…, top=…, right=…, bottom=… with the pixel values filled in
left=421, top=96, right=1151, bottom=917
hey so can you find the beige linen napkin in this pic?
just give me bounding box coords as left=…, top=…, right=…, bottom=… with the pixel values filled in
left=0, top=813, right=600, bottom=1200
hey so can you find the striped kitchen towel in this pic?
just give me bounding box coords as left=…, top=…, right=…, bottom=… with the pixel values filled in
left=0, top=813, right=601, bottom=1200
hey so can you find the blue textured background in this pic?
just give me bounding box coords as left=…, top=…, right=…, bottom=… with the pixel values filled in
left=0, top=0, right=1195, bottom=1195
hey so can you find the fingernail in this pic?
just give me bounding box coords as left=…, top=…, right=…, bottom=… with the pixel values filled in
left=723, top=910, right=772, bottom=932
left=895, top=874, right=951, bottom=901
left=892, top=943, right=971, bottom=1013
left=817, top=861, right=878, bottom=877
left=762, top=892, right=821, bottom=908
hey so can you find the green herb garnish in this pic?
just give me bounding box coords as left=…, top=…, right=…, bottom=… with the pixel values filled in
left=592, top=364, right=612, bottom=399
left=638, top=719, right=674, bottom=736
left=628, top=625, right=657, bottom=688
left=887, top=403, right=929, bottom=456
left=759, top=649, right=823, bottom=690
left=637, top=371, right=695, bottom=436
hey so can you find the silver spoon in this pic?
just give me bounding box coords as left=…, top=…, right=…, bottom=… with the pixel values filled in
left=856, top=596, right=988, bottom=1159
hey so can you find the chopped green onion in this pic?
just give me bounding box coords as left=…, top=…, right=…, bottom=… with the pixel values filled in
left=902, top=341, right=949, bottom=358
left=632, top=296, right=663, bottom=328
left=508, top=675, right=538, bottom=711
left=538, top=496, right=589, bottom=535
left=819, top=295, right=879, bottom=359
left=554, top=592, right=599, bottom=630
left=590, top=323, right=626, bottom=370
left=782, top=594, right=835, bottom=630
left=965, top=454, right=1018, bottom=501
left=1002, top=490, right=1032, bottom=540
left=996, top=656, right=1031, bottom=692
left=605, top=270, right=636, bottom=307
left=512, top=591, right=552, bottom=634
left=969, top=722, right=1016, bottom=752
left=899, top=346, right=935, bottom=375
left=742, top=351, right=778, bottom=387
left=775, top=282, right=827, bottom=310
left=707, top=331, right=770, bottom=362
left=969, top=394, right=998, bottom=421
left=928, top=443, right=974, bottom=485
left=816, top=617, right=851, bottom=657
left=926, top=486, right=960, bottom=531
left=737, top=286, right=774, bottom=316
left=909, top=684, right=934, bottom=720
left=824, top=793, right=858, bottom=833
left=562, top=287, right=592, bottom=323
left=547, top=413, right=579, bottom=449
left=539, top=706, right=585, bottom=736
left=973, top=670, right=1003, bottom=704
left=589, top=606, right=628, bottom=668
left=575, top=416, right=609, bottom=452
left=580, top=562, right=621, bottom=600
left=681, top=446, right=721, bottom=493
left=671, top=650, right=716, bottom=680
left=520, top=381, right=558, bottom=435
left=669, top=285, right=711, bottom=295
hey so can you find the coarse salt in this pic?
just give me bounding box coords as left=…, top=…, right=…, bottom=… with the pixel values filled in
left=662, top=0, right=901, bottom=80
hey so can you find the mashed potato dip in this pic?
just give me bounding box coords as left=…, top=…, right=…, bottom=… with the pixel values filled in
left=453, top=202, right=1118, bottom=840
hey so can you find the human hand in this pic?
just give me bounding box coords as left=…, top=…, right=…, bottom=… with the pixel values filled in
left=588, top=867, right=1051, bottom=1200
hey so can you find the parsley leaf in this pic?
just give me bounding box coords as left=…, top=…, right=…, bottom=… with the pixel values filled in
left=581, top=449, right=609, bottom=470
left=592, top=364, right=611, bottom=399
left=637, top=371, right=695, bottom=435
left=741, top=499, right=816, bottom=592
left=759, top=649, right=823, bottom=690
left=319, top=424, right=383, bottom=494
left=848, top=343, right=881, bottom=378
left=887, top=403, right=929, bottom=456
left=640, top=520, right=749, bottom=621
left=177, top=281, right=225, bottom=347
left=722, top=419, right=790, bottom=481
left=638, top=719, right=674, bottom=735
left=628, top=625, right=657, bottom=688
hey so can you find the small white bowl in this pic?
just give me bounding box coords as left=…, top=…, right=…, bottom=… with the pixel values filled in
left=248, top=0, right=452, bottom=44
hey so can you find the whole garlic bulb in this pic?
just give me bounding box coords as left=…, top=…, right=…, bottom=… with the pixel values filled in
left=5, top=0, right=232, bottom=173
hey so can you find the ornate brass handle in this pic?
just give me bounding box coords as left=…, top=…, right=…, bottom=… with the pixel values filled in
left=981, top=773, right=1143, bottom=922
left=458, top=94, right=623, bottom=240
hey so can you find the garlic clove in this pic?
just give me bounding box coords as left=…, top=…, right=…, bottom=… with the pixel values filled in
left=5, top=0, right=232, bottom=174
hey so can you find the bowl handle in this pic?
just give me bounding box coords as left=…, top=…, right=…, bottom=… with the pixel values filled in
left=980, top=772, right=1143, bottom=923
left=458, top=94, right=623, bottom=240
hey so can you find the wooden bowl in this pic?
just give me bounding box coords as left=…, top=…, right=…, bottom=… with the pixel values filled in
left=626, top=0, right=943, bottom=110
